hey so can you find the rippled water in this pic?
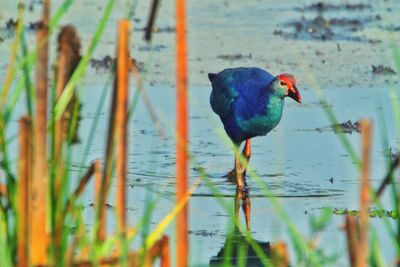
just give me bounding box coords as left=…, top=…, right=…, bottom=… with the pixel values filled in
left=60, top=82, right=398, bottom=266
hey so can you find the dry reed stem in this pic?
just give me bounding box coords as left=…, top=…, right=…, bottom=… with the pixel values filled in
left=345, top=215, right=359, bottom=267
left=144, top=0, right=160, bottom=41
left=160, top=235, right=171, bottom=267
left=270, top=241, right=289, bottom=267
left=143, top=235, right=170, bottom=267
left=134, top=78, right=166, bottom=140
left=176, top=0, right=189, bottom=266
left=376, top=153, right=399, bottom=198
left=54, top=25, right=81, bottom=192
left=53, top=27, right=82, bottom=255
left=18, top=117, right=32, bottom=267
left=65, top=162, right=95, bottom=213
left=357, top=119, right=372, bottom=267
left=54, top=161, right=95, bottom=255
left=93, top=160, right=106, bottom=241
left=115, top=19, right=131, bottom=234
left=0, top=184, right=7, bottom=197
left=97, top=52, right=118, bottom=243
left=72, top=252, right=138, bottom=267
left=31, top=0, right=50, bottom=264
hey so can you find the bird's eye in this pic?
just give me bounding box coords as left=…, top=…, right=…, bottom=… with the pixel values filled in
left=280, top=81, right=286, bottom=86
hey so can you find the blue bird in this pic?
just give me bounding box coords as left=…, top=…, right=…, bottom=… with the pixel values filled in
left=208, top=67, right=301, bottom=187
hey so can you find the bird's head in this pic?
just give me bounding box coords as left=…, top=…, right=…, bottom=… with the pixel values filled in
left=271, top=73, right=301, bottom=103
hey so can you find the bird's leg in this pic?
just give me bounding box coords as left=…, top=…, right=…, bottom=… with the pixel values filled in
left=227, top=140, right=250, bottom=182
left=243, top=139, right=251, bottom=159
left=242, top=139, right=251, bottom=176
left=234, top=187, right=242, bottom=226
left=242, top=187, right=251, bottom=230
left=235, top=149, right=244, bottom=188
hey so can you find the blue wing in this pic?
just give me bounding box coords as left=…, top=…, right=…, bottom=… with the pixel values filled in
left=209, top=67, right=275, bottom=119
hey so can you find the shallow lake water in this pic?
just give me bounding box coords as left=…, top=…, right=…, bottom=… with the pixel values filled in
left=46, top=80, right=397, bottom=266
left=1, top=0, right=400, bottom=265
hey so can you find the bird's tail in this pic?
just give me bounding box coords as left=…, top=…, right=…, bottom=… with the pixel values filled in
left=208, top=73, right=217, bottom=82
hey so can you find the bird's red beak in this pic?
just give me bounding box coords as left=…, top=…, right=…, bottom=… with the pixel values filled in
left=288, top=85, right=301, bottom=103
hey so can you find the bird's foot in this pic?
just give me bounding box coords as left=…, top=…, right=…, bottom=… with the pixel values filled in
left=224, top=169, right=236, bottom=182
left=224, top=170, right=247, bottom=186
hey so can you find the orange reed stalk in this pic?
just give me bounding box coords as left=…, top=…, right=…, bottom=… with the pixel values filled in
left=176, top=0, right=189, bottom=266
left=270, top=241, right=289, bottom=267
left=357, top=119, right=372, bottom=267
left=160, top=235, right=171, bottom=267
left=144, top=235, right=170, bottom=267
left=94, top=160, right=106, bottom=241
left=95, top=20, right=131, bottom=242
left=0, top=184, right=7, bottom=197
left=72, top=252, right=138, bottom=267
left=345, top=215, right=359, bottom=267
left=18, top=117, right=32, bottom=267
left=31, top=0, right=50, bottom=264
left=115, top=19, right=131, bottom=234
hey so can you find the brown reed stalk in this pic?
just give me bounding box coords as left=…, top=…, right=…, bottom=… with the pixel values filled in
left=94, top=160, right=106, bottom=241
left=376, top=153, right=399, bottom=198
left=54, top=161, right=95, bottom=260
left=54, top=25, right=81, bottom=188
left=144, top=0, right=160, bottom=41
left=31, top=0, right=50, bottom=264
left=115, top=19, right=131, bottom=234
left=54, top=25, right=81, bottom=151
left=96, top=57, right=117, bottom=244
left=64, top=162, right=95, bottom=214
left=18, top=117, right=32, bottom=267
left=143, top=235, right=170, bottom=267
left=52, top=26, right=81, bottom=259
left=357, top=119, right=372, bottom=267
left=72, top=252, right=138, bottom=267
left=345, top=215, right=359, bottom=267
left=95, top=19, right=131, bottom=242
left=0, top=184, right=7, bottom=197
left=176, top=0, right=189, bottom=265
left=270, top=241, right=289, bottom=267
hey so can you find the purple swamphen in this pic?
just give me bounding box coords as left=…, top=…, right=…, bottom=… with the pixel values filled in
left=208, top=67, right=301, bottom=187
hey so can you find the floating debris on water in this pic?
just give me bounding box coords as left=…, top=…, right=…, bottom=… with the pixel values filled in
left=297, top=2, right=372, bottom=12
left=371, top=65, right=396, bottom=75
left=275, top=1, right=380, bottom=42
left=311, top=120, right=361, bottom=134
left=332, top=120, right=361, bottom=134
left=217, top=53, right=252, bottom=61
left=274, top=15, right=378, bottom=42
left=5, top=19, right=18, bottom=30
left=90, top=55, right=143, bottom=72
left=188, top=229, right=218, bottom=237
left=138, top=44, right=167, bottom=52
left=135, top=26, right=175, bottom=33
left=332, top=208, right=398, bottom=219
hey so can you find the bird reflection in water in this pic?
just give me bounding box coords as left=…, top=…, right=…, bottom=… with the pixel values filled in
left=210, top=186, right=278, bottom=267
